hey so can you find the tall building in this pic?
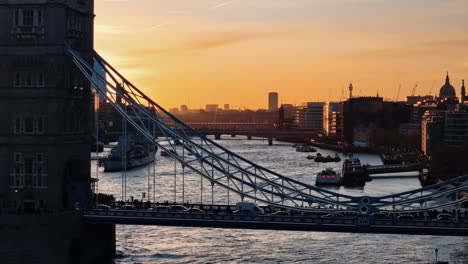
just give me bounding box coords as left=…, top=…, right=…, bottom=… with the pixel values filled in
left=293, top=102, right=325, bottom=130
left=280, top=104, right=294, bottom=120
left=324, top=102, right=341, bottom=136
left=421, top=110, right=445, bottom=156
left=421, top=105, right=468, bottom=156
left=340, top=97, right=413, bottom=147
left=268, top=92, right=278, bottom=112
left=224, top=104, right=230, bottom=111
left=0, top=0, right=94, bottom=212
left=444, top=105, right=468, bottom=147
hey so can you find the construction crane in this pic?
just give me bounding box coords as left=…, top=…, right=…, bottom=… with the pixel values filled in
left=396, top=84, right=401, bottom=101
left=411, top=82, right=418, bottom=96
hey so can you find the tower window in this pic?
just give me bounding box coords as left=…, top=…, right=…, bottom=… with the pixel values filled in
left=14, top=72, right=21, bottom=87
left=37, top=72, right=44, bottom=87
left=14, top=10, right=19, bottom=26
left=14, top=117, right=22, bottom=134
left=14, top=152, right=23, bottom=163
left=22, top=10, right=34, bottom=26
left=36, top=10, right=43, bottom=26
left=24, top=117, right=34, bottom=133
left=36, top=153, right=44, bottom=163
left=26, top=72, right=32, bottom=87
left=36, top=116, right=45, bottom=134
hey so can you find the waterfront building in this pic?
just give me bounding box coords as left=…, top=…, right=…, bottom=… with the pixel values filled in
left=278, top=104, right=294, bottom=129
left=280, top=104, right=294, bottom=119
left=293, top=102, right=325, bottom=131
left=444, top=104, right=468, bottom=147
left=340, top=96, right=413, bottom=148
left=421, top=110, right=445, bottom=156
left=324, top=102, right=340, bottom=136
left=406, top=95, right=434, bottom=106
left=268, top=92, right=278, bottom=112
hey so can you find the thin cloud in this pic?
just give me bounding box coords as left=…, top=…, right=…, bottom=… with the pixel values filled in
left=145, top=31, right=271, bottom=54
left=211, top=0, right=238, bottom=9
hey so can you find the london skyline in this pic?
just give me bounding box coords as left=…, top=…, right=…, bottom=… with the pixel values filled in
left=95, top=0, right=468, bottom=109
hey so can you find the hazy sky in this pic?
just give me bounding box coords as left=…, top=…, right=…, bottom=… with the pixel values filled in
left=94, top=0, right=468, bottom=109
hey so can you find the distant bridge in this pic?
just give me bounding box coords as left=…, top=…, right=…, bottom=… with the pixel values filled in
left=193, top=128, right=319, bottom=144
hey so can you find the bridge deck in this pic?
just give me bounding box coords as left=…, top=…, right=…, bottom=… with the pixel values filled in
left=84, top=210, right=468, bottom=236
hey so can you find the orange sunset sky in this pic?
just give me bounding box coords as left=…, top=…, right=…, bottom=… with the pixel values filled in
left=94, top=0, right=468, bottom=109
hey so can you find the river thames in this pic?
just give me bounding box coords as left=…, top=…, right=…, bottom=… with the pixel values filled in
left=93, top=136, right=468, bottom=263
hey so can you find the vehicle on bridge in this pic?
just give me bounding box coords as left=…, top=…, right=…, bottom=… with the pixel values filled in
left=234, top=202, right=264, bottom=215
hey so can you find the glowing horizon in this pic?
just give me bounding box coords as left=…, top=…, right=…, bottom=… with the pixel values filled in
left=95, top=0, right=468, bottom=109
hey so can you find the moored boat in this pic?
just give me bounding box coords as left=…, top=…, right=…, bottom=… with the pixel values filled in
left=296, top=144, right=317, bottom=153
left=102, top=133, right=157, bottom=172
left=316, top=168, right=342, bottom=185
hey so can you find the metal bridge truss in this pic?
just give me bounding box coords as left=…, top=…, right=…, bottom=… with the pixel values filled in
left=65, top=44, right=468, bottom=214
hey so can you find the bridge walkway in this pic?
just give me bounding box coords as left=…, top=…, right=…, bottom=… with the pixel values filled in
left=84, top=208, right=468, bottom=236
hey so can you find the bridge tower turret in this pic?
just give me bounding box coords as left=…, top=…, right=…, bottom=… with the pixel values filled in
left=0, top=0, right=94, bottom=212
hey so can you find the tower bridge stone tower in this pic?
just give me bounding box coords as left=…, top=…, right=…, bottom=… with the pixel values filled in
left=0, top=1, right=115, bottom=263
left=0, top=0, right=94, bottom=212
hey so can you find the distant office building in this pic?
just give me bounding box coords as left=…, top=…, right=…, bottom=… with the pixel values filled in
left=268, top=92, right=279, bottom=112
left=407, top=95, right=434, bottom=106
left=294, top=102, right=325, bottom=130
left=206, top=104, right=219, bottom=112
left=444, top=105, right=468, bottom=147
left=324, top=102, right=340, bottom=136
left=280, top=104, right=294, bottom=120
left=180, top=105, right=188, bottom=113
left=224, top=104, right=230, bottom=111
left=421, top=104, right=468, bottom=156
left=278, top=104, right=294, bottom=129
left=421, top=110, right=445, bottom=156
left=340, top=97, right=413, bottom=147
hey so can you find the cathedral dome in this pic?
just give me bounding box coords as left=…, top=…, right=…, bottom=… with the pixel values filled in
left=439, top=73, right=456, bottom=98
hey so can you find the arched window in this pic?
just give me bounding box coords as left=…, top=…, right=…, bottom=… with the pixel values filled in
left=37, top=72, right=44, bottom=87
left=13, top=116, right=22, bottom=134
left=14, top=72, right=21, bottom=87
left=24, top=116, right=34, bottom=133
